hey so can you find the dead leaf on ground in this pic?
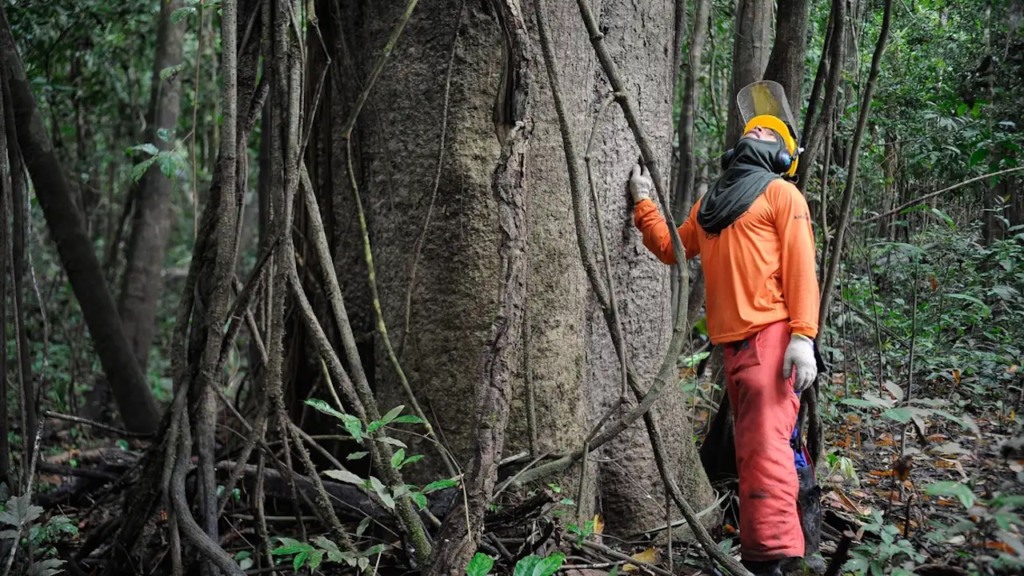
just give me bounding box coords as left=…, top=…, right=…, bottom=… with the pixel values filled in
left=622, top=548, right=658, bottom=573
left=826, top=488, right=871, bottom=516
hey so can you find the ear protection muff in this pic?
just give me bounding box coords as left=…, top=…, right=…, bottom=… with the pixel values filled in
left=719, top=145, right=793, bottom=173
left=720, top=114, right=801, bottom=176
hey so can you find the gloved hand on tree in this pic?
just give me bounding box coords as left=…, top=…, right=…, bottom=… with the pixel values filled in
left=783, top=333, right=817, bottom=392
left=629, top=164, right=652, bottom=204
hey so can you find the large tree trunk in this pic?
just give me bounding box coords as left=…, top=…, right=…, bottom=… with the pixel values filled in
left=119, top=0, right=187, bottom=372
left=322, top=0, right=715, bottom=540
left=0, top=4, right=160, bottom=434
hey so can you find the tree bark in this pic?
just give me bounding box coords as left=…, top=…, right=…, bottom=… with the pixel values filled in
left=797, top=0, right=846, bottom=188
left=725, top=0, right=773, bottom=144
left=673, top=0, right=712, bottom=220
left=322, top=0, right=715, bottom=543
left=0, top=4, right=160, bottom=434
left=763, top=0, right=809, bottom=116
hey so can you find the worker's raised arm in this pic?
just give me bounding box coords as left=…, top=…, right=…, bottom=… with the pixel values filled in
left=628, top=165, right=699, bottom=264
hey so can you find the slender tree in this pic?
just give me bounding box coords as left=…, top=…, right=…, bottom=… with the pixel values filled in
left=119, top=0, right=187, bottom=372
left=725, top=0, right=773, bottom=144
left=0, top=3, right=160, bottom=434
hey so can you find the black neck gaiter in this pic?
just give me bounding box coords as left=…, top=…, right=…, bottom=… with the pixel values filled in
left=697, top=137, right=785, bottom=235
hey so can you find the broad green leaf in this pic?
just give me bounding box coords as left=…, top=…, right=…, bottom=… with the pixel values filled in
left=926, top=481, right=975, bottom=508
left=422, top=478, right=460, bottom=493
left=131, top=157, right=158, bottom=182
left=128, top=143, right=159, bottom=156
left=381, top=405, right=406, bottom=424
left=171, top=6, right=197, bottom=22
left=378, top=436, right=407, bottom=448
left=882, top=407, right=913, bottom=423
left=341, top=413, right=363, bottom=443
left=513, top=553, right=565, bottom=576
left=308, top=549, right=325, bottom=571
left=347, top=451, right=369, bottom=461
left=391, top=448, right=406, bottom=469
left=991, top=494, right=1024, bottom=509
left=293, top=551, right=308, bottom=571
left=159, top=63, right=186, bottom=81
left=931, top=409, right=980, bottom=435
left=466, top=552, right=494, bottom=576
left=313, top=536, right=341, bottom=554
left=390, top=414, right=425, bottom=425
left=410, top=491, right=428, bottom=509
left=680, top=351, right=711, bottom=368
left=363, top=544, right=386, bottom=556
left=156, top=151, right=181, bottom=178
left=400, top=454, right=424, bottom=469
left=305, top=398, right=346, bottom=421
left=969, top=147, right=989, bottom=168
left=929, top=208, right=956, bottom=229
left=324, top=469, right=364, bottom=485
left=369, top=476, right=395, bottom=509
left=945, top=293, right=991, bottom=317
left=272, top=541, right=312, bottom=556
left=356, top=516, right=372, bottom=537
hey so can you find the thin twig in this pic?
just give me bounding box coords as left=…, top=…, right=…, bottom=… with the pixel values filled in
left=342, top=139, right=454, bottom=475
left=42, top=410, right=153, bottom=438
left=339, top=0, right=419, bottom=139
left=583, top=91, right=628, bottom=400
left=817, top=0, right=894, bottom=333
left=579, top=540, right=674, bottom=576
left=854, top=166, right=1024, bottom=225
left=402, top=0, right=465, bottom=357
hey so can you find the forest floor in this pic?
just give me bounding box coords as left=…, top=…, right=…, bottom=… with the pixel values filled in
left=20, top=367, right=1024, bottom=576
left=806, top=371, right=1024, bottom=575
left=680, top=367, right=1024, bottom=576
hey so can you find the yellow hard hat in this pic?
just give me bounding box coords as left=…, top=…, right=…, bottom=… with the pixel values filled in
left=736, top=81, right=801, bottom=177
left=743, top=114, right=799, bottom=177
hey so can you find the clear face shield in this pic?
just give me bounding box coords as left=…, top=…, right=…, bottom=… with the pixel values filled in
left=736, top=80, right=799, bottom=140
left=735, top=80, right=801, bottom=176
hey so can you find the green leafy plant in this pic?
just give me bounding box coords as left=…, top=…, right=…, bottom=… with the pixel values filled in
left=464, top=551, right=566, bottom=576
left=0, top=495, right=76, bottom=576
left=566, top=518, right=597, bottom=544
left=844, top=511, right=924, bottom=575
left=513, top=552, right=566, bottom=576
left=271, top=536, right=385, bottom=572
left=306, top=399, right=460, bottom=510
left=466, top=552, right=494, bottom=576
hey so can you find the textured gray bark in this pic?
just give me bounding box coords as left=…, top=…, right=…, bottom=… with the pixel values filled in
left=119, top=0, right=187, bottom=372
left=324, top=0, right=715, bottom=537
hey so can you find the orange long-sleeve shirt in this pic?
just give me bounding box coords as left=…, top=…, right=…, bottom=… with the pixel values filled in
left=634, top=179, right=819, bottom=344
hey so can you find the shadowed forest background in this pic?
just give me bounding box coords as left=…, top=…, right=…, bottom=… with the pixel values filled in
left=0, top=0, right=1022, bottom=574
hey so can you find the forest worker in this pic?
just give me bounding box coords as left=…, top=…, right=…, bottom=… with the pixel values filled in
left=628, top=81, right=821, bottom=576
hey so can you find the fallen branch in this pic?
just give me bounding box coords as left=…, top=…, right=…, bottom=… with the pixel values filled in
left=854, top=166, right=1024, bottom=225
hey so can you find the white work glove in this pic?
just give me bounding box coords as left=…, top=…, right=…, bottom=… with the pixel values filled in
left=783, top=334, right=818, bottom=392
left=629, top=164, right=652, bottom=204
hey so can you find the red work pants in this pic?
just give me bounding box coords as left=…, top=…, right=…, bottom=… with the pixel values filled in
left=724, top=320, right=804, bottom=561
